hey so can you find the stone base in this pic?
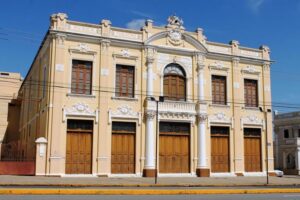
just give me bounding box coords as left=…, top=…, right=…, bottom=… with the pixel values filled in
left=196, top=168, right=210, bottom=177
left=268, top=172, right=277, bottom=177
left=143, top=169, right=157, bottom=177
left=235, top=172, right=244, bottom=176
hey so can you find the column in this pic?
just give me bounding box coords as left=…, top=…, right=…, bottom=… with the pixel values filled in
left=143, top=111, right=156, bottom=177
left=143, top=47, right=156, bottom=177
left=146, top=48, right=155, bottom=97
left=296, top=148, right=300, bottom=175
left=195, top=54, right=210, bottom=177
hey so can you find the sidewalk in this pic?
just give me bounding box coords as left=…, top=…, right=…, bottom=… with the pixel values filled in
left=0, top=175, right=299, bottom=187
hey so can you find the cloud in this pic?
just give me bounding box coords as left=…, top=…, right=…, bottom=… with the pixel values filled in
left=130, top=10, right=153, bottom=19
left=126, top=19, right=145, bottom=30
left=247, top=0, right=266, bottom=13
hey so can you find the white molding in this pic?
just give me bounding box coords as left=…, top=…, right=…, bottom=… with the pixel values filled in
left=61, top=174, right=97, bottom=178
left=241, top=66, right=261, bottom=75
left=62, top=103, right=98, bottom=124
left=209, top=61, right=230, bottom=71
left=209, top=112, right=233, bottom=127
left=158, top=173, right=196, bottom=177
left=210, top=172, right=237, bottom=177
left=108, top=173, right=142, bottom=177
left=241, top=115, right=264, bottom=130
left=243, top=172, right=267, bottom=176
left=108, top=105, right=141, bottom=125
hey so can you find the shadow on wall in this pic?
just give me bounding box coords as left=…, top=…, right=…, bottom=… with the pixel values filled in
left=1, top=99, right=21, bottom=161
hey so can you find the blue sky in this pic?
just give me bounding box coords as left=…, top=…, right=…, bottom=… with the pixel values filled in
left=0, top=0, right=300, bottom=112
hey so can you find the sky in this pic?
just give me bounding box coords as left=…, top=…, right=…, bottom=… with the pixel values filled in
left=0, top=0, right=300, bottom=113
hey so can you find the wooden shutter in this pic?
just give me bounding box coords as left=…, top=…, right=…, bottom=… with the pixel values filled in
left=115, top=65, right=134, bottom=98
left=212, top=75, right=226, bottom=105
left=164, top=75, right=186, bottom=101
left=71, top=60, right=92, bottom=95
left=244, top=79, right=258, bottom=107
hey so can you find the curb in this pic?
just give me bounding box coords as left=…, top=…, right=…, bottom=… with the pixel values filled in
left=0, top=183, right=299, bottom=188
left=1, top=188, right=300, bottom=195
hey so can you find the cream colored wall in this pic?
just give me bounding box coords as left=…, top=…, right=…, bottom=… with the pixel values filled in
left=17, top=13, right=274, bottom=176
left=0, top=72, right=22, bottom=159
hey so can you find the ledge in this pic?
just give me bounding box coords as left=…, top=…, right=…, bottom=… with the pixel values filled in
left=243, top=106, right=260, bottom=111
left=209, top=104, right=230, bottom=108
left=111, top=96, right=139, bottom=101
left=66, top=93, right=96, bottom=98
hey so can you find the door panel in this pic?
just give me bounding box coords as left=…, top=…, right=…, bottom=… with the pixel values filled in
left=244, top=137, right=262, bottom=172
left=66, top=132, right=92, bottom=174
left=211, top=136, right=230, bottom=172
left=111, top=133, right=135, bottom=174
left=159, top=134, right=190, bottom=173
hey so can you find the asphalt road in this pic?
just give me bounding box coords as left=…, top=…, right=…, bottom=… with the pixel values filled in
left=0, top=194, right=300, bottom=200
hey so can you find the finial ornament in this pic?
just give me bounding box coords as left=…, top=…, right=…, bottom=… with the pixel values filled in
left=167, top=15, right=184, bottom=28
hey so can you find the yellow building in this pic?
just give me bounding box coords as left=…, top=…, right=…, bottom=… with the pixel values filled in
left=0, top=72, right=22, bottom=160
left=17, top=13, right=274, bottom=177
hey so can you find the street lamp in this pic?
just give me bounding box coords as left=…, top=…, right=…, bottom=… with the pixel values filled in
left=149, top=96, right=165, bottom=184
left=259, top=106, right=272, bottom=184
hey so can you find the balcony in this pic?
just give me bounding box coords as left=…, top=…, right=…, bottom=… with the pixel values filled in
left=284, top=138, right=300, bottom=146
left=145, top=100, right=197, bottom=123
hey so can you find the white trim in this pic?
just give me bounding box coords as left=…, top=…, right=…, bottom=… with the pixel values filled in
left=210, top=172, right=237, bottom=177
left=243, top=172, right=267, bottom=176
left=108, top=173, right=142, bottom=178
left=61, top=174, right=97, bottom=178
left=158, top=173, right=196, bottom=177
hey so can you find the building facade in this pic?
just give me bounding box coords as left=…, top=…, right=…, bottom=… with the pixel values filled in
left=17, top=13, right=274, bottom=177
left=274, top=112, right=300, bottom=175
left=0, top=72, right=22, bottom=160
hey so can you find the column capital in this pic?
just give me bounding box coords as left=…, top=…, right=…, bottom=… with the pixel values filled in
left=145, top=111, right=156, bottom=120
left=197, top=113, right=208, bottom=122
left=100, top=39, right=110, bottom=49
left=263, top=61, right=271, bottom=71
left=232, top=57, right=240, bottom=63
left=145, top=47, right=156, bottom=64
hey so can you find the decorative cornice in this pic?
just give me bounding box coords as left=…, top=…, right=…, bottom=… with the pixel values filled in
left=209, top=61, right=229, bottom=71
left=209, top=112, right=232, bottom=127
left=63, top=103, right=98, bottom=123
left=241, top=66, right=260, bottom=75
left=241, top=115, right=264, bottom=130
left=109, top=105, right=141, bottom=125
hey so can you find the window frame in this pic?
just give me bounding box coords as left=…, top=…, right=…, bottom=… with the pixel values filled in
left=163, top=63, right=187, bottom=101
left=71, top=59, right=93, bottom=95
left=244, top=79, right=259, bottom=108
left=211, top=75, right=227, bottom=105
left=115, top=64, right=135, bottom=98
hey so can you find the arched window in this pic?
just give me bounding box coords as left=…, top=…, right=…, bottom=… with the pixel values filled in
left=163, top=63, right=186, bottom=101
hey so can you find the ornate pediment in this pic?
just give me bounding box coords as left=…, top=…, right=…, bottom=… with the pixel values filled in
left=209, top=112, right=232, bottom=126
left=241, top=66, right=260, bottom=75
left=209, top=61, right=229, bottom=71
left=241, top=115, right=264, bottom=130
left=63, top=103, right=98, bottom=123
left=108, top=105, right=141, bottom=125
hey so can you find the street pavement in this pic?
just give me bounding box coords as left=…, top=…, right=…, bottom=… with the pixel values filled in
left=0, top=194, right=300, bottom=200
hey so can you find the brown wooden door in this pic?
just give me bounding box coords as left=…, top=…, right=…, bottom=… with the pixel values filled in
left=211, top=136, right=230, bottom=172
left=159, top=122, right=190, bottom=173
left=211, top=127, right=230, bottom=173
left=244, top=136, right=262, bottom=172
left=111, top=122, right=136, bottom=174
left=159, top=134, right=190, bottom=173
left=66, top=131, right=92, bottom=174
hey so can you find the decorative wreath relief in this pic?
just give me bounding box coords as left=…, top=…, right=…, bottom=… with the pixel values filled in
left=168, top=29, right=183, bottom=46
